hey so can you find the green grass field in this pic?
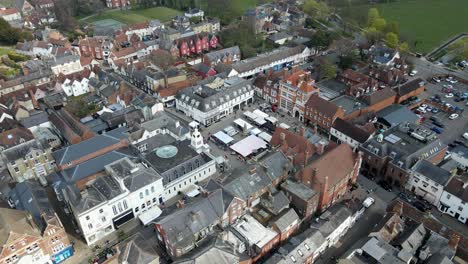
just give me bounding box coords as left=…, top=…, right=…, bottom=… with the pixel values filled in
left=0, top=47, right=12, bottom=56
left=81, top=7, right=182, bottom=25
left=340, top=0, right=468, bottom=53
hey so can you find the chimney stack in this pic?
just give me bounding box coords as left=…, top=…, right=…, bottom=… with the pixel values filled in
left=299, top=127, right=305, bottom=137
left=448, top=233, right=460, bottom=250
left=316, top=141, right=326, bottom=155
left=176, top=199, right=185, bottom=208
left=283, top=68, right=289, bottom=79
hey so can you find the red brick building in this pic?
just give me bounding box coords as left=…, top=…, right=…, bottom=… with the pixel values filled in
left=49, top=109, right=95, bottom=144
left=106, top=0, right=129, bottom=8
left=394, top=78, right=426, bottom=104
left=281, top=180, right=319, bottom=221
left=298, top=144, right=362, bottom=212
left=338, top=69, right=379, bottom=97
left=175, top=34, right=218, bottom=57
left=304, top=94, right=345, bottom=132
left=270, top=127, right=319, bottom=167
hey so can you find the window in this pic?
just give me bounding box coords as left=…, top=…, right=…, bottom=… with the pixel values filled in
left=152, top=198, right=157, bottom=203
left=85, top=216, right=90, bottom=220
left=135, top=207, right=139, bottom=212
left=458, top=206, right=463, bottom=211
left=145, top=189, right=149, bottom=196
left=151, top=186, right=155, bottom=193
left=99, top=209, right=103, bottom=214
left=142, top=203, right=146, bottom=209
left=447, top=194, right=451, bottom=199
left=102, top=217, right=106, bottom=222
left=123, top=200, right=128, bottom=210
left=14, top=167, right=19, bottom=173
left=118, top=203, right=123, bottom=212
left=10, top=246, right=15, bottom=251
left=88, top=223, right=93, bottom=229
left=113, top=206, right=117, bottom=215
left=140, top=192, right=143, bottom=199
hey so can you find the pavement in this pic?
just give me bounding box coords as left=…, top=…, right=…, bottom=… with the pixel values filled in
left=408, top=56, right=468, bottom=81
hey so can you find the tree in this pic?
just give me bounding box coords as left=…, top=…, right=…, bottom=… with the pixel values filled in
left=317, top=58, right=337, bottom=80
left=338, top=55, right=357, bottom=70
left=303, top=0, right=330, bottom=19
left=53, top=0, right=77, bottom=31
left=398, top=42, right=410, bottom=58
left=385, top=32, right=399, bottom=48
left=384, top=21, right=400, bottom=35
left=364, top=27, right=381, bottom=45
left=0, top=18, right=32, bottom=45
left=307, top=30, right=338, bottom=51
left=367, top=8, right=380, bottom=26
left=332, top=38, right=355, bottom=56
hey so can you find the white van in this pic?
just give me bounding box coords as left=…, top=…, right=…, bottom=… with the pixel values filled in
left=463, top=132, right=468, bottom=140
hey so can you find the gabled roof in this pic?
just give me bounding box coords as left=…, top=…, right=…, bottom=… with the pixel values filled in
left=118, top=234, right=160, bottom=264
left=0, top=208, right=41, bottom=246
left=223, top=166, right=271, bottom=201
left=272, top=208, right=299, bottom=232
left=332, top=118, right=372, bottom=143
left=305, top=94, right=341, bottom=117
left=412, top=160, right=451, bottom=186
left=444, top=176, right=468, bottom=203
left=0, top=127, right=34, bottom=149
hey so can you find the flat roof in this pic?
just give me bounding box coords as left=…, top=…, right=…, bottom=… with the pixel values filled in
left=230, top=135, right=267, bottom=157
left=233, top=215, right=278, bottom=248
left=213, top=131, right=234, bottom=145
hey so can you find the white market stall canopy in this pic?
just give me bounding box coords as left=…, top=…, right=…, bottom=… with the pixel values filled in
left=234, top=118, right=253, bottom=131
left=258, top=132, right=272, bottom=142
left=254, top=117, right=266, bottom=126
left=224, top=126, right=238, bottom=136
left=243, top=111, right=258, bottom=121
left=138, top=206, right=162, bottom=225
left=253, top=109, right=269, bottom=119
left=279, top=123, right=291, bottom=129
left=230, top=135, right=267, bottom=157
left=250, top=128, right=262, bottom=136
left=265, top=116, right=278, bottom=124
left=213, top=131, right=234, bottom=145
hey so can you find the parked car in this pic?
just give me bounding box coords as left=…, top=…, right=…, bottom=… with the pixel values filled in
left=448, top=143, right=457, bottom=148
left=413, top=201, right=431, bottom=212
left=431, top=127, right=443, bottom=134
left=433, top=121, right=445, bottom=128
left=431, top=108, right=439, bottom=113
left=432, top=77, right=441, bottom=83
left=363, top=197, right=375, bottom=208
left=399, top=192, right=413, bottom=203
left=378, top=180, right=392, bottom=192
left=454, top=139, right=464, bottom=145
left=449, top=113, right=459, bottom=120
left=445, top=93, right=454, bottom=98
left=409, top=70, right=418, bottom=76
left=463, top=132, right=468, bottom=140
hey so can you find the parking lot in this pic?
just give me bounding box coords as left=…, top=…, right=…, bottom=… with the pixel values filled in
left=410, top=77, right=468, bottom=146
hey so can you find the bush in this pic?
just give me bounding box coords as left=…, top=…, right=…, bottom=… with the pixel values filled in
left=7, top=52, right=29, bottom=62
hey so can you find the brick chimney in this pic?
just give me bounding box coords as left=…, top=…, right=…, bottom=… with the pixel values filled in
left=448, top=233, right=460, bottom=250
left=304, top=149, right=310, bottom=167
left=299, top=126, right=305, bottom=137
left=280, top=132, right=287, bottom=147
left=283, top=68, right=289, bottom=79
left=176, top=199, right=185, bottom=208
left=391, top=201, right=403, bottom=216
left=316, top=140, right=326, bottom=155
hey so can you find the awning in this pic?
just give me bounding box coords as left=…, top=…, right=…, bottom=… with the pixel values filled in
left=254, top=117, right=266, bottom=126
left=213, top=131, right=234, bottom=145
left=234, top=118, right=253, bottom=131
left=250, top=128, right=262, bottom=136
left=253, top=109, right=269, bottom=118
left=138, top=206, right=162, bottom=225
left=243, top=111, right=258, bottom=121
left=279, top=123, right=290, bottom=129
left=230, top=135, right=267, bottom=157
left=184, top=185, right=201, bottom=197
left=258, top=132, right=272, bottom=142
left=265, top=116, right=278, bottom=124
left=224, top=126, right=238, bottom=136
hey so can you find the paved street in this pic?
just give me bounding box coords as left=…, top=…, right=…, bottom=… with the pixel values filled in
left=408, top=56, right=468, bottom=81
left=314, top=175, right=395, bottom=264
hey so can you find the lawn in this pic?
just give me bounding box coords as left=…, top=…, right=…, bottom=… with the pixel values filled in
left=0, top=47, right=12, bottom=56
left=339, top=0, right=468, bottom=54
left=81, top=7, right=182, bottom=25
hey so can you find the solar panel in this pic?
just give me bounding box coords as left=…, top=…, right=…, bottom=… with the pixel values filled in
left=384, top=134, right=401, bottom=144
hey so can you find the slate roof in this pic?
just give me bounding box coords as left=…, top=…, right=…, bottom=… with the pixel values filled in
left=362, top=87, right=396, bottom=106
left=396, top=78, right=425, bottom=96
left=332, top=118, right=372, bottom=143
left=106, top=158, right=162, bottom=192
left=272, top=208, right=299, bottom=232
left=204, top=46, right=240, bottom=62
left=59, top=148, right=136, bottom=183
left=9, top=180, right=55, bottom=231
left=231, top=45, right=307, bottom=73
left=260, top=151, right=292, bottom=182
left=223, top=166, right=271, bottom=201
left=377, top=104, right=419, bottom=128
left=412, top=160, right=451, bottom=186
left=176, top=77, right=253, bottom=112
left=156, top=189, right=226, bottom=250
left=118, top=234, right=160, bottom=264
left=261, top=191, right=290, bottom=215
left=281, top=180, right=317, bottom=201
left=136, top=111, right=188, bottom=139
left=2, top=139, right=44, bottom=161
left=19, top=111, right=49, bottom=128
left=52, top=127, right=128, bottom=166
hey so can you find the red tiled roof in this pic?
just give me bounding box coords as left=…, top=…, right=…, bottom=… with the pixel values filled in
left=305, top=94, right=341, bottom=117
left=0, top=127, right=34, bottom=148
left=0, top=8, right=19, bottom=16
left=307, top=144, right=356, bottom=188
left=284, top=70, right=317, bottom=93
left=340, top=69, right=370, bottom=83
left=270, top=127, right=316, bottom=166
